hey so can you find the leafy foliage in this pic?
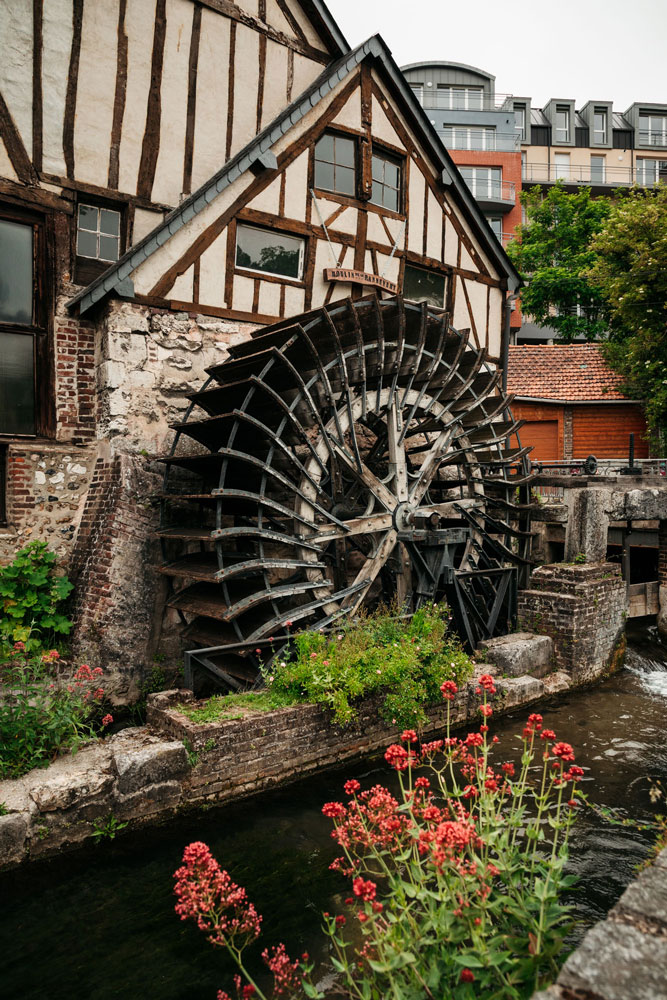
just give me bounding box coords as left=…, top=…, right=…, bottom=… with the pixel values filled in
left=0, top=648, right=108, bottom=778
left=268, top=604, right=473, bottom=729
left=506, top=184, right=611, bottom=341
left=586, top=185, right=667, bottom=443
left=0, top=542, right=73, bottom=655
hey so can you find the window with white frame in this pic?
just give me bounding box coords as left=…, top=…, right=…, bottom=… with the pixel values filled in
left=436, top=85, right=483, bottom=110
left=487, top=217, right=503, bottom=242
left=593, top=108, right=607, bottom=144
left=521, top=151, right=527, bottom=180
left=554, top=106, right=570, bottom=143
left=636, top=157, right=667, bottom=184
left=76, top=204, right=121, bottom=262
left=235, top=224, right=304, bottom=280
left=590, top=155, right=605, bottom=182
left=314, top=133, right=356, bottom=196
left=459, top=166, right=502, bottom=200
left=514, top=103, right=526, bottom=140
left=370, top=150, right=402, bottom=212
left=408, top=82, right=424, bottom=106
left=639, top=113, right=667, bottom=146
left=554, top=153, right=570, bottom=179
left=440, top=126, right=496, bottom=151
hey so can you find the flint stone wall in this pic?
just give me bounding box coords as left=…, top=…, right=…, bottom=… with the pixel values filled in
left=0, top=660, right=571, bottom=870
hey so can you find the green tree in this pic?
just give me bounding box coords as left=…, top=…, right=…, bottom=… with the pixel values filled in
left=586, top=185, right=667, bottom=443
left=506, top=183, right=611, bottom=341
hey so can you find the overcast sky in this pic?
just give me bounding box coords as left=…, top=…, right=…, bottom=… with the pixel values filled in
left=326, top=0, right=667, bottom=111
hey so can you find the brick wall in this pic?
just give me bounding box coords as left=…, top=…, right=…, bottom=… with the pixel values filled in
left=53, top=295, right=97, bottom=444
left=518, top=562, right=626, bottom=683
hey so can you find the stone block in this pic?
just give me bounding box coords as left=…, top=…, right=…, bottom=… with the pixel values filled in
left=28, top=746, right=114, bottom=812
left=495, top=676, right=544, bottom=710
left=557, top=920, right=667, bottom=999
left=654, top=847, right=667, bottom=870
left=478, top=633, right=553, bottom=678
left=113, top=780, right=183, bottom=819
left=542, top=672, right=571, bottom=695
left=111, top=736, right=189, bottom=795
left=0, top=813, right=28, bottom=866
left=564, top=488, right=611, bottom=562
left=612, top=863, right=667, bottom=929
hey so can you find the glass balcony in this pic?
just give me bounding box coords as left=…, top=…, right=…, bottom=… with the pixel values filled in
left=438, top=128, right=521, bottom=152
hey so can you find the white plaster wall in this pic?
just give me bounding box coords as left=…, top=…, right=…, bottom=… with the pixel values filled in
left=198, top=235, right=227, bottom=308
left=291, top=52, right=319, bottom=98
left=261, top=39, right=290, bottom=130
left=249, top=173, right=282, bottom=214
left=73, top=0, right=119, bottom=188
left=453, top=275, right=469, bottom=331
left=0, top=139, right=18, bottom=182
left=151, top=0, right=192, bottom=206
left=231, top=25, right=260, bottom=157
left=169, top=264, right=194, bottom=301
left=258, top=279, right=281, bottom=316
left=487, top=287, right=503, bottom=360
left=426, top=190, right=441, bottom=260
left=41, top=0, right=73, bottom=177
left=132, top=207, right=165, bottom=244
left=118, top=0, right=158, bottom=196
left=0, top=0, right=33, bottom=159
left=443, top=217, right=458, bottom=267
left=311, top=238, right=344, bottom=307
left=191, top=9, right=230, bottom=192
left=370, top=96, right=402, bottom=149
left=332, top=92, right=361, bottom=131
left=464, top=278, right=488, bottom=349
left=407, top=168, right=425, bottom=254
left=283, top=283, right=305, bottom=315
left=233, top=273, right=255, bottom=312
left=284, top=150, right=309, bottom=219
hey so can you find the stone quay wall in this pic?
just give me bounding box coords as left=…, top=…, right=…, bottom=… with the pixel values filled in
left=0, top=659, right=570, bottom=870
left=533, top=847, right=667, bottom=1000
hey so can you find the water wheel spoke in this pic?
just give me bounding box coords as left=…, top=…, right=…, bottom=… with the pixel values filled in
left=409, top=424, right=459, bottom=506
left=307, top=511, right=394, bottom=544
left=341, top=529, right=398, bottom=613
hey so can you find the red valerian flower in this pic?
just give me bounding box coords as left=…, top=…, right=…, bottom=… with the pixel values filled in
left=540, top=729, right=557, bottom=741
left=384, top=744, right=418, bottom=771
left=564, top=765, right=584, bottom=780
left=335, top=914, right=346, bottom=927
left=479, top=704, right=493, bottom=717
left=322, top=801, right=347, bottom=818
left=262, top=943, right=301, bottom=996
left=414, top=776, right=430, bottom=790
left=501, top=762, right=515, bottom=777
left=352, top=877, right=377, bottom=902
left=401, top=729, right=418, bottom=743
left=553, top=741, right=576, bottom=763
left=465, top=732, right=484, bottom=748
left=344, top=779, right=361, bottom=795
left=479, top=674, right=496, bottom=694
left=440, top=679, right=458, bottom=701
left=101, top=714, right=113, bottom=727
left=460, top=968, right=475, bottom=982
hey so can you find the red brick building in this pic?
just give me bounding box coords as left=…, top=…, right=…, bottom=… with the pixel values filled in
left=506, top=345, right=649, bottom=461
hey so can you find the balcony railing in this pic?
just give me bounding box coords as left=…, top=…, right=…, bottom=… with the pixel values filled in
left=638, top=130, right=667, bottom=148
left=416, top=90, right=515, bottom=112
left=438, top=129, right=521, bottom=152
left=522, top=162, right=667, bottom=186
left=464, top=178, right=516, bottom=203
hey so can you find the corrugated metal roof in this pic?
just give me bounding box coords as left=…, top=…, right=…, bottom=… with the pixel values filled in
left=507, top=344, right=629, bottom=401
left=530, top=108, right=550, bottom=127
left=68, top=35, right=520, bottom=316
left=612, top=111, right=632, bottom=130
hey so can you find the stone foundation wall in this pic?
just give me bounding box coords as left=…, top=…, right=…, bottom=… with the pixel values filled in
left=518, top=562, right=626, bottom=684
left=0, top=659, right=570, bottom=869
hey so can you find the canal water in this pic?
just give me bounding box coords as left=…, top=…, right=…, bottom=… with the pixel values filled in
left=2, top=623, right=666, bottom=1000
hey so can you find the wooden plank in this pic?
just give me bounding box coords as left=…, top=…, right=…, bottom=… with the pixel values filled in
left=63, top=0, right=83, bottom=180
left=108, top=0, right=128, bottom=189
left=0, top=91, right=38, bottom=185
left=225, top=20, right=236, bottom=160
left=197, top=0, right=330, bottom=63
left=32, top=0, right=43, bottom=173
left=137, top=0, right=167, bottom=199
left=256, top=32, right=267, bottom=132
left=182, top=2, right=202, bottom=196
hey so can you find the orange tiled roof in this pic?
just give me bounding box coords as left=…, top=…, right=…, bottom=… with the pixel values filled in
left=506, top=344, right=628, bottom=401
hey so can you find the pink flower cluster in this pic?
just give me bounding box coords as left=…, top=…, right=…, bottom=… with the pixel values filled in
left=173, top=842, right=261, bottom=950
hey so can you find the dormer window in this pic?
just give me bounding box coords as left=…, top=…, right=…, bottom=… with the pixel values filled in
left=593, top=108, right=607, bottom=144
left=314, top=134, right=356, bottom=196
left=554, top=106, right=570, bottom=143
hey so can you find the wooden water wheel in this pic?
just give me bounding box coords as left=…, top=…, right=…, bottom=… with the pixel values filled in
left=157, top=295, right=533, bottom=690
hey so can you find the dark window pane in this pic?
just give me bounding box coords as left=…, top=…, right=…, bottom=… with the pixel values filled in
left=315, top=134, right=334, bottom=162
left=403, top=265, right=445, bottom=308
left=0, top=332, right=34, bottom=434
left=371, top=181, right=383, bottom=204
left=384, top=162, right=399, bottom=187
left=372, top=156, right=383, bottom=182
left=99, top=234, right=119, bottom=262
left=336, top=165, right=355, bottom=195
left=235, top=225, right=303, bottom=279
left=78, top=204, right=98, bottom=231
left=314, top=160, right=335, bottom=191
left=100, top=209, right=120, bottom=236
left=77, top=229, right=98, bottom=258
left=335, top=136, right=355, bottom=168
left=0, top=220, right=33, bottom=325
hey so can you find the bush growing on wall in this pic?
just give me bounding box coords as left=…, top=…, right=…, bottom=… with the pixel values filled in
left=0, top=541, right=73, bottom=656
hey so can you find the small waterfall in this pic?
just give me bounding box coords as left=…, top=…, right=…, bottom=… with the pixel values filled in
left=625, top=624, right=667, bottom=697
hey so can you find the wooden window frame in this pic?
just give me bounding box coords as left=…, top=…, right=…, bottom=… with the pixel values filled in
left=369, top=144, right=404, bottom=214
left=313, top=131, right=358, bottom=200
left=234, top=221, right=307, bottom=284
left=0, top=202, right=52, bottom=440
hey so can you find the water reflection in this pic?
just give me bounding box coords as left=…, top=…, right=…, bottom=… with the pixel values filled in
left=1, top=624, right=666, bottom=1000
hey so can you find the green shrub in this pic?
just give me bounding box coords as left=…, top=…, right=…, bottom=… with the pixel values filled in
left=0, top=647, right=110, bottom=779
left=0, top=542, right=73, bottom=655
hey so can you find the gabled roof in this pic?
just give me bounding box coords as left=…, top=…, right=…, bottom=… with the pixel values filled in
left=302, top=0, right=349, bottom=56
left=68, top=34, right=520, bottom=316
left=506, top=345, right=629, bottom=402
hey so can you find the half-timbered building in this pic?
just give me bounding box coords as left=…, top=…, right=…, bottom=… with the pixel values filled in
left=0, top=1, right=521, bottom=694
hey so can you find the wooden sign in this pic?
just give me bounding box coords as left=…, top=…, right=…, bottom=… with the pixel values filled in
left=323, top=268, right=398, bottom=294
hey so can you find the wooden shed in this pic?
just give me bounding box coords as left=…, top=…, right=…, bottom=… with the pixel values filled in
left=506, top=344, right=649, bottom=462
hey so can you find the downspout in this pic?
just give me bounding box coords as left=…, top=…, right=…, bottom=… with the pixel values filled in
left=501, top=290, right=520, bottom=392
